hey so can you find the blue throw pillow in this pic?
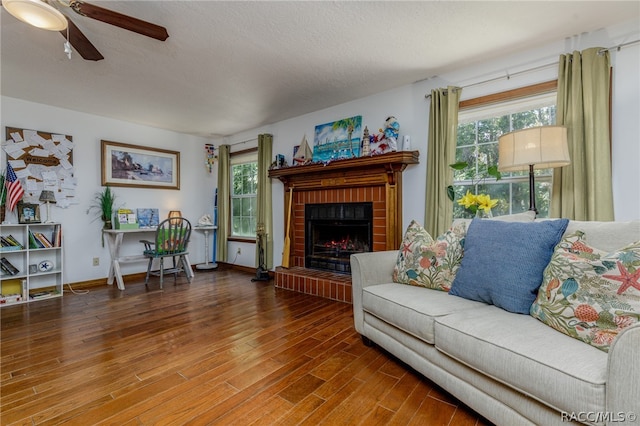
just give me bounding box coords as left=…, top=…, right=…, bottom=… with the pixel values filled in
left=449, top=218, right=569, bottom=314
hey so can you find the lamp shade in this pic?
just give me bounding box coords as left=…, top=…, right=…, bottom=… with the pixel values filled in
left=3, top=0, right=68, bottom=31
left=498, top=126, right=570, bottom=172
left=168, top=210, right=182, bottom=224
left=39, top=190, right=57, bottom=203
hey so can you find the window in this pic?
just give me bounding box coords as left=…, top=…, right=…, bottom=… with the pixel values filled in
left=230, top=150, right=258, bottom=238
left=453, top=92, right=557, bottom=218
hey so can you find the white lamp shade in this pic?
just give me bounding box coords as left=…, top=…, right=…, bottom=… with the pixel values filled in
left=498, top=126, right=570, bottom=172
left=3, top=0, right=68, bottom=31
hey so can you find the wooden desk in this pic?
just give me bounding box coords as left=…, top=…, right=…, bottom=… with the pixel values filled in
left=102, top=228, right=156, bottom=290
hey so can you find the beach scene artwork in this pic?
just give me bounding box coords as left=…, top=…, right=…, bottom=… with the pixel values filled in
left=313, top=115, right=362, bottom=162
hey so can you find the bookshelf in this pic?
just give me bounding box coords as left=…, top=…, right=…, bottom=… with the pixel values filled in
left=0, top=223, right=63, bottom=306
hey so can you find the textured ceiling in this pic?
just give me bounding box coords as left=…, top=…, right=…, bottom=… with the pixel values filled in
left=1, top=1, right=638, bottom=137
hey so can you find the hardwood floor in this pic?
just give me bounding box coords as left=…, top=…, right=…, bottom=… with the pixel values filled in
left=1, top=269, right=491, bottom=425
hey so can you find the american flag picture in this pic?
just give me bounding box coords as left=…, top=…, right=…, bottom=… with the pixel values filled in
left=5, top=162, right=24, bottom=211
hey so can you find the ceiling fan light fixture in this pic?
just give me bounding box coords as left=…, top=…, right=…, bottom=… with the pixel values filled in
left=3, top=0, right=67, bottom=31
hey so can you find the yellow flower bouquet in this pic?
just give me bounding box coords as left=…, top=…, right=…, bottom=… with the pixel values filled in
left=457, top=190, right=498, bottom=217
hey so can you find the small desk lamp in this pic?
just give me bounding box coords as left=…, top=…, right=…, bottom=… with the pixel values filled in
left=498, top=126, right=570, bottom=214
left=39, top=190, right=57, bottom=223
left=168, top=210, right=182, bottom=225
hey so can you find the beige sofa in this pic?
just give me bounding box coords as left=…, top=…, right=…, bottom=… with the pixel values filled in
left=351, top=220, right=640, bottom=425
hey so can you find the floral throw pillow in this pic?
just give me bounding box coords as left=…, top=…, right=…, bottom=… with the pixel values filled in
left=392, top=220, right=466, bottom=292
left=530, top=231, right=640, bottom=352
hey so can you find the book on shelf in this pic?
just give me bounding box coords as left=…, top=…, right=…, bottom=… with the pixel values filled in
left=1, top=235, right=23, bottom=249
left=34, top=233, right=53, bottom=248
left=1, top=278, right=26, bottom=304
left=6, top=234, right=23, bottom=247
left=28, top=230, right=44, bottom=249
left=30, top=290, right=57, bottom=300
left=0, top=294, right=23, bottom=304
left=0, top=257, right=20, bottom=275
left=51, top=225, right=62, bottom=247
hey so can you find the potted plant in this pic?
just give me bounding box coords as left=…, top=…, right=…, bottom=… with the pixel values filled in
left=87, top=186, right=116, bottom=229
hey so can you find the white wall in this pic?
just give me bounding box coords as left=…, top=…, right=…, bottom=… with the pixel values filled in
left=218, top=18, right=640, bottom=270
left=1, top=98, right=214, bottom=284
left=2, top=19, right=638, bottom=281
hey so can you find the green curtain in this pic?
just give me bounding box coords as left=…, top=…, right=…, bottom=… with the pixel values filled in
left=216, top=144, right=230, bottom=262
left=425, top=86, right=461, bottom=237
left=552, top=47, right=614, bottom=220
left=256, top=134, right=273, bottom=269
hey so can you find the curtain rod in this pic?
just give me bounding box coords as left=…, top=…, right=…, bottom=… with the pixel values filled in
left=226, top=137, right=258, bottom=147
left=425, top=38, right=640, bottom=100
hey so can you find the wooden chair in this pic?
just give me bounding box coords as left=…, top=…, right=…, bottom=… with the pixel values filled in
left=140, top=217, right=194, bottom=288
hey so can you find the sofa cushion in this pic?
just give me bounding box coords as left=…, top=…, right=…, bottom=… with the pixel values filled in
left=434, top=305, right=607, bottom=416
left=393, top=221, right=466, bottom=292
left=449, top=218, right=569, bottom=314
left=362, top=283, right=487, bottom=344
left=531, top=231, right=640, bottom=352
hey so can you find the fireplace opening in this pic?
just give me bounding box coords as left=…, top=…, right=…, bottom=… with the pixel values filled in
left=305, top=202, right=373, bottom=274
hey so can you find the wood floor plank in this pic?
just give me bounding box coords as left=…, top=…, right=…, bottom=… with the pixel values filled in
left=0, top=269, right=492, bottom=425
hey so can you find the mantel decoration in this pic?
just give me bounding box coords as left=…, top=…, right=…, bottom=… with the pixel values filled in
left=101, top=140, right=180, bottom=190
left=313, top=115, right=362, bottom=163
left=368, top=116, right=400, bottom=156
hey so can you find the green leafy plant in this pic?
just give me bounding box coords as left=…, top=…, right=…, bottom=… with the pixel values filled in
left=447, top=161, right=502, bottom=202
left=87, top=186, right=116, bottom=225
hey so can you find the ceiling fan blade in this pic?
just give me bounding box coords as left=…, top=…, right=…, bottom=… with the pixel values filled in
left=60, top=17, right=104, bottom=61
left=69, top=0, right=169, bottom=41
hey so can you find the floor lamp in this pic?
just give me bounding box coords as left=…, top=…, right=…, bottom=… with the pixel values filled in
left=498, top=126, right=570, bottom=214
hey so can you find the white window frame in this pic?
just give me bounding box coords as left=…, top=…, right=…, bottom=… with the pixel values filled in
left=454, top=92, right=557, bottom=218
left=230, top=150, right=258, bottom=238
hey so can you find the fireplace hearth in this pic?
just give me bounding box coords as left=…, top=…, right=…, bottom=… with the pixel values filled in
left=305, top=202, right=372, bottom=274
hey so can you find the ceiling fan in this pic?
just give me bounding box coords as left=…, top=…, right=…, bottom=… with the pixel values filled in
left=1, top=0, right=169, bottom=61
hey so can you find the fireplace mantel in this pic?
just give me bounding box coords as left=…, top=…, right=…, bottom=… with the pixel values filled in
left=270, top=150, right=419, bottom=303
left=268, top=150, right=419, bottom=190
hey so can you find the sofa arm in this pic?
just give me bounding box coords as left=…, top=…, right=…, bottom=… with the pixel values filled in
left=607, top=322, right=640, bottom=420
left=350, top=251, right=397, bottom=334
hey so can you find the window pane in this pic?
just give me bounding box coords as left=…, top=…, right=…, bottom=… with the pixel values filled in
left=453, top=95, right=556, bottom=219
left=457, top=122, right=476, bottom=147
left=230, top=160, right=258, bottom=237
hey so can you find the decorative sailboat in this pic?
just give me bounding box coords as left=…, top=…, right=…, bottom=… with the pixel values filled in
left=293, top=135, right=313, bottom=165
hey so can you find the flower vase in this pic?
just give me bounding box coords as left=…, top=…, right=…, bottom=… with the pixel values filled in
left=475, top=209, right=493, bottom=219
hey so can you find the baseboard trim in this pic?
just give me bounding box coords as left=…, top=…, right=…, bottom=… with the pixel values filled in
left=65, top=264, right=273, bottom=289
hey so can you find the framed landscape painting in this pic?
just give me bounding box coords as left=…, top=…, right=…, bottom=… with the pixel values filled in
left=101, top=140, right=180, bottom=190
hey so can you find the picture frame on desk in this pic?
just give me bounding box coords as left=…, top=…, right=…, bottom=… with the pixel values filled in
left=101, top=140, right=180, bottom=190
left=17, top=203, right=41, bottom=224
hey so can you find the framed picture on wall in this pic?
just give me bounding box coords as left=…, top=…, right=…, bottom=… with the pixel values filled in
left=101, top=140, right=180, bottom=190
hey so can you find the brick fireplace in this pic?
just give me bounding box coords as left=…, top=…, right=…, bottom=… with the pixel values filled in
left=268, top=151, right=419, bottom=303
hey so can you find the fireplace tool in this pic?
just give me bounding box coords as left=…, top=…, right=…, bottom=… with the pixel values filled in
left=252, top=222, right=270, bottom=281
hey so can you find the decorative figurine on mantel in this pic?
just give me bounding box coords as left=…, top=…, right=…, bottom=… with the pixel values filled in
left=293, top=135, right=313, bottom=165
left=369, top=116, right=400, bottom=156
left=361, top=126, right=371, bottom=156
